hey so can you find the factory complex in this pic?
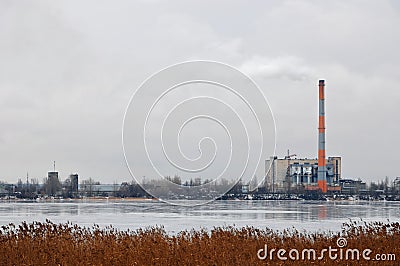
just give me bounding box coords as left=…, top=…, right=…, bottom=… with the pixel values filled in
left=264, top=80, right=342, bottom=194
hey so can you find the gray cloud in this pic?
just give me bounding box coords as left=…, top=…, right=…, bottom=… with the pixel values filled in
left=0, top=0, right=399, bottom=184
left=239, top=56, right=316, bottom=81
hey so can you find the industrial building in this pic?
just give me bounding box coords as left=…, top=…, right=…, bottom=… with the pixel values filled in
left=339, top=178, right=366, bottom=195
left=264, top=156, right=341, bottom=192
left=393, top=177, right=400, bottom=192
left=69, top=174, right=78, bottom=192
left=264, top=80, right=342, bottom=193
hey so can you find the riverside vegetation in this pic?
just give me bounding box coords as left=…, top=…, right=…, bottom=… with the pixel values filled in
left=0, top=220, right=399, bottom=265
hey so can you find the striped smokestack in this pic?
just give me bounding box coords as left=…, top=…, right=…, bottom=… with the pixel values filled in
left=318, top=80, right=327, bottom=193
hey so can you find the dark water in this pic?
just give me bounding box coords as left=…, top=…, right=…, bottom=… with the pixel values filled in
left=0, top=199, right=399, bottom=233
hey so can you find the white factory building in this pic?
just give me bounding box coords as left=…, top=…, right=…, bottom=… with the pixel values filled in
left=264, top=156, right=342, bottom=192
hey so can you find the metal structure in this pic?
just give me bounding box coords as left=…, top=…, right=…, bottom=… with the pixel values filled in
left=317, top=80, right=327, bottom=193
left=271, top=156, right=278, bottom=193
left=284, top=150, right=296, bottom=192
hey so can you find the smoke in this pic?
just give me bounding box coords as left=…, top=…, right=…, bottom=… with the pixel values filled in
left=239, top=56, right=316, bottom=81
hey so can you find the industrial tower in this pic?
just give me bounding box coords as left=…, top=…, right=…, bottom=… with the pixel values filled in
left=317, top=80, right=327, bottom=193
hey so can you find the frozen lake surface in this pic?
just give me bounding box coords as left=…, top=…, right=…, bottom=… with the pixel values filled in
left=0, top=200, right=399, bottom=233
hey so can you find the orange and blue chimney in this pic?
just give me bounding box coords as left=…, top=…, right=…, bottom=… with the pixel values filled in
left=318, top=80, right=327, bottom=193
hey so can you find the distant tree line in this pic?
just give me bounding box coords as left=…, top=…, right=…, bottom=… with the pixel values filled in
left=1, top=175, right=400, bottom=200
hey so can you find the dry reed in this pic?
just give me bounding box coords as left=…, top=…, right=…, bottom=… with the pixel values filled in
left=0, top=219, right=399, bottom=265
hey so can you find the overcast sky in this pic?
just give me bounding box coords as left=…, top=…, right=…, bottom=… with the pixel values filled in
left=1, top=0, right=399, bottom=184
